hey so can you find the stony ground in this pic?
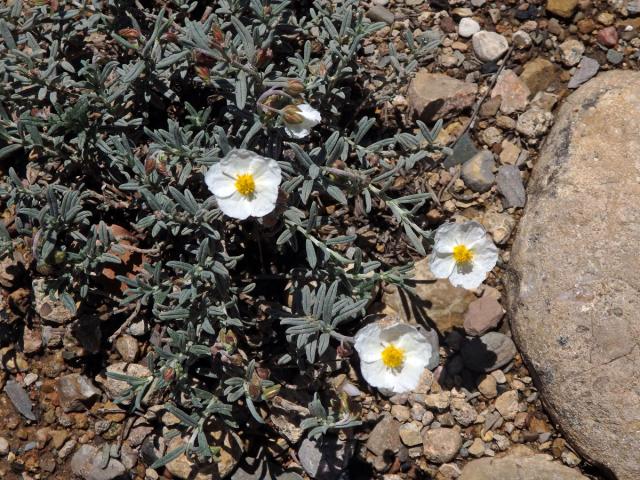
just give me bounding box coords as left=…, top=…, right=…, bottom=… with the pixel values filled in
left=1, top=0, right=639, bottom=479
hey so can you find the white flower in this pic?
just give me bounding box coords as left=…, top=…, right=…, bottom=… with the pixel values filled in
left=354, top=322, right=433, bottom=394
left=282, top=103, right=321, bottom=138
left=205, top=149, right=282, bottom=220
left=429, top=221, right=498, bottom=290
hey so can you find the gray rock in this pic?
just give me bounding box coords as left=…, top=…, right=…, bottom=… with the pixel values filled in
left=298, top=437, right=353, bottom=480
left=458, top=18, right=480, bottom=38
left=459, top=445, right=587, bottom=479
left=407, top=71, right=478, bottom=121
left=445, top=133, right=479, bottom=168
left=494, top=390, right=519, bottom=420
left=606, top=49, right=624, bottom=65
left=56, top=374, right=101, bottom=412
left=516, top=107, right=554, bottom=139
left=496, top=165, right=526, bottom=208
left=115, top=334, right=139, bottom=362
left=505, top=70, right=640, bottom=480
left=461, top=332, right=517, bottom=372
left=366, top=6, right=394, bottom=25
left=70, top=444, right=126, bottom=480
left=472, top=31, right=509, bottom=62
left=450, top=397, right=478, bottom=426
left=366, top=415, right=401, bottom=456
left=33, top=278, right=75, bottom=324
left=558, top=39, right=584, bottom=67
left=462, top=151, right=496, bottom=193
left=4, top=380, right=36, bottom=420
left=567, top=57, right=599, bottom=89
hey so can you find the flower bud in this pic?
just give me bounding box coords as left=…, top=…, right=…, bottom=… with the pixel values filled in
left=254, top=48, right=272, bottom=68
left=261, top=384, right=281, bottom=401
left=144, top=156, right=156, bottom=175
left=281, top=105, right=304, bottom=125
left=212, top=26, right=224, bottom=45
left=118, top=28, right=141, bottom=40
left=285, top=80, right=305, bottom=96
left=195, top=66, right=210, bottom=83
left=163, top=367, right=175, bottom=382
left=52, top=250, right=66, bottom=264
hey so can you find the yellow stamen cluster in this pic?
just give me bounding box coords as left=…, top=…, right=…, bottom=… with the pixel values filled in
left=235, top=173, right=256, bottom=197
left=381, top=344, right=405, bottom=369
left=452, top=244, right=474, bottom=265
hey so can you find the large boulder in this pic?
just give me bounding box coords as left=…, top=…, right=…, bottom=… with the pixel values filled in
left=505, top=71, right=640, bottom=480
left=459, top=446, right=587, bottom=480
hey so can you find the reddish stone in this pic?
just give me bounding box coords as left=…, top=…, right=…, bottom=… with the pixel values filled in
left=597, top=26, right=618, bottom=47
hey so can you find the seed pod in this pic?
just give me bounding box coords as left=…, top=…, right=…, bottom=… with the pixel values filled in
left=281, top=105, right=304, bottom=124
left=144, top=156, right=156, bottom=174
left=284, top=79, right=305, bottom=96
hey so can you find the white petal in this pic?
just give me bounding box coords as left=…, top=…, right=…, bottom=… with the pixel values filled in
left=284, top=124, right=311, bottom=139
left=378, top=323, right=416, bottom=344
left=205, top=164, right=236, bottom=198
left=433, top=222, right=464, bottom=252
left=458, top=221, right=489, bottom=248
left=448, top=263, right=488, bottom=290
left=298, top=104, right=322, bottom=125
left=248, top=192, right=278, bottom=217
left=429, top=252, right=455, bottom=279
left=360, top=360, right=396, bottom=389
left=220, top=149, right=256, bottom=175
left=215, top=192, right=253, bottom=220
left=394, top=360, right=425, bottom=392
left=471, top=237, right=499, bottom=270
left=355, top=323, right=385, bottom=362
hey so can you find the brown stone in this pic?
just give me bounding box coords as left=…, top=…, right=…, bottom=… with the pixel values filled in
left=546, top=0, right=578, bottom=18
left=382, top=258, right=476, bottom=333
left=506, top=71, right=640, bottom=480
left=519, top=58, right=558, bottom=97
left=407, top=71, right=478, bottom=121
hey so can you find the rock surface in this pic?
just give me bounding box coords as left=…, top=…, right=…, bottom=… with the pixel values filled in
left=407, top=71, right=477, bottom=121
left=459, top=445, right=587, bottom=479
left=506, top=70, right=640, bottom=480
left=382, top=258, right=476, bottom=333
left=422, top=428, right=462, bottom=464
left=472, top=31, right=509, bottom=62
left=70, top=444, right=126, bottom=480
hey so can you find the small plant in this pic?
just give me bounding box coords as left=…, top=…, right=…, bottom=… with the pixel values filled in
left=0, top=0, right=443, bottom=472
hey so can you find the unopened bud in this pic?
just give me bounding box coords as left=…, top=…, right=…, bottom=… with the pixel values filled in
left=261, top=384, right=281, bottom=401
left=144, top=156, right=156, bottom=174
left=254, top=48, right=272, bottom=68
left=285, top=80, right=305, bottom=96
left=212, top=26, right=224, bottom=45
left=195, top=66, right=210, bottom=82
left=163, top=367, right=175, bottom=382
left=52, top=250, right=66, bottom=264
left=163, top=31, right=179, bottom=43
left=282, top=105, right=304, bottom=124
left=118, top=28, right=141, bottom=40
left=194, top=49, right=216, bottom=67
